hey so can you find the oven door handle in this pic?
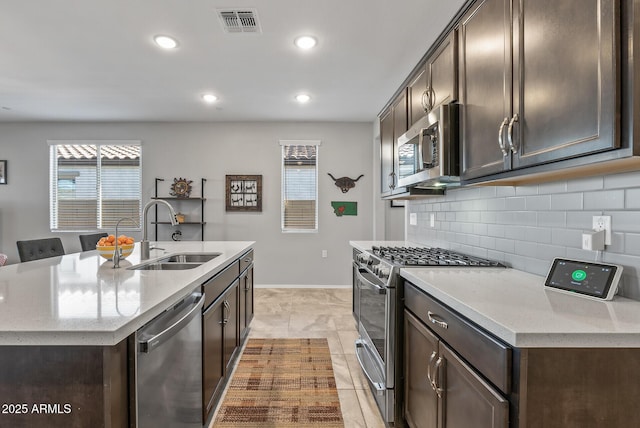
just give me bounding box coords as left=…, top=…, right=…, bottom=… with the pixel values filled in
left=355, top=267, right=387, bottom=295
left=355, top=339, right=386, bottom=395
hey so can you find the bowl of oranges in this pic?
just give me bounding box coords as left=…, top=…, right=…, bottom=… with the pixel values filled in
left=96, top=234, right=136, bottom=260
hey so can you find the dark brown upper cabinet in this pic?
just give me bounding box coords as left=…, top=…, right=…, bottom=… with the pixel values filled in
left=380, top=90, right=408, bottom=197
left=459, top=0, right=619, bottom=181
left=408, top=31, right=458, bottom=128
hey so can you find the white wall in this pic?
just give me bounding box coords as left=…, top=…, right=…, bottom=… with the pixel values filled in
left=0, top=121, right=375, bottom=286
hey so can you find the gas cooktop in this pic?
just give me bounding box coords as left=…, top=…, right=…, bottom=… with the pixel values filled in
left=371, top=246, right=505, bottom=267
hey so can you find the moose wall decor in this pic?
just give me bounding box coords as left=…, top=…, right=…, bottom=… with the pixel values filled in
left=328, top=173, right=364, bottom=193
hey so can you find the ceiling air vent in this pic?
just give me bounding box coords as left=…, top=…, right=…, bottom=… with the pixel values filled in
left=217, top=9, right=261, bottom=33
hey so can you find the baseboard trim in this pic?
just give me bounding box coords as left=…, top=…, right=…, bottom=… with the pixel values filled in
left=254, top=284, right=350, bottom=289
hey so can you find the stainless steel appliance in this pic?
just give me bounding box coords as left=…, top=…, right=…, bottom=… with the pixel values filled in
left=353, top=245, right=504, bottom=426
left=135, top=289, right=204, bottom=428
left=396, top=103, right=459, bottom=189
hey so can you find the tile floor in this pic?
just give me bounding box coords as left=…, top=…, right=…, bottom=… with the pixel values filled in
left=211, top=287, right=386, bottom=428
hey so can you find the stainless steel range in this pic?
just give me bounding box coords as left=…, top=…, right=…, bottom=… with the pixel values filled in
left=352, top=245, right=504, bottom=426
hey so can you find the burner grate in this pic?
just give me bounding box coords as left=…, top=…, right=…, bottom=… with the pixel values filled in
left=371, top=246, right=504, bottom=267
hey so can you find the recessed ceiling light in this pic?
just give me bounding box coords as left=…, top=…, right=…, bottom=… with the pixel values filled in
left=294, top=36, right=317, bottom=50
left=295, top=94, right=311, bottom=103
left=154, top=35, right=178, bottom=49
left=202, top=94, right=218, bottom=103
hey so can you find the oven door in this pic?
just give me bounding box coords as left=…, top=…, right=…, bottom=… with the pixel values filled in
left=354, top=266, right=395, bottom=423
left=355, top=268, right=395, bottom=390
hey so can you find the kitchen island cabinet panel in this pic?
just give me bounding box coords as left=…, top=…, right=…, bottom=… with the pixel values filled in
left=0, top=341, right=128, bottom=428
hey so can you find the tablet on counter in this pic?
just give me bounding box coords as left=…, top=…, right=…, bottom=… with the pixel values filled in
left=544, top=258, right=623, bottom=301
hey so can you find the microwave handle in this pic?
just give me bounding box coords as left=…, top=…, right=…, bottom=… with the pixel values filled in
left=421, top=129, right=437, bottom=168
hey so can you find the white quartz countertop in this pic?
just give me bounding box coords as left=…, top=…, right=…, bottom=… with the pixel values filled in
left=401, top=268, right=640, bottom=348
left=0, top=241, right=254, bottom=346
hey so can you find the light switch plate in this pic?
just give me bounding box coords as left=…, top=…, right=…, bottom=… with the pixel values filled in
left=430, top=214, right=435, bottom=228
left=409, top=213, right=417, bottom=226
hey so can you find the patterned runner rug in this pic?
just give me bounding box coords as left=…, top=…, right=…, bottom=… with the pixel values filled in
left=213, top=338, right=344, bottom=427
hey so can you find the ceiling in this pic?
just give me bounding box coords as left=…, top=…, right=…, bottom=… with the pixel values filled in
left=0, top=0, right=466, bottom=123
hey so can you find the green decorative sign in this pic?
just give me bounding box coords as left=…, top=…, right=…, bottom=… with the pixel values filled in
left=331, top=201, right=357, bottom=216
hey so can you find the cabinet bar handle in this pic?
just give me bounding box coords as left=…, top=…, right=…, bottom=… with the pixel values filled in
left=427, top=311, right=448, bottom=329
left=433, top=356, right=444, bottom=398
left=427, top=351, right=437, bottom=391
left=507, top=113, right=519, bottom=153
left=498, top=117, right=509, bottom=156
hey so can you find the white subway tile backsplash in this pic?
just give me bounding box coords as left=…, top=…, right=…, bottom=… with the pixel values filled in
left=551, top=193, right=583, bottom=210
left=525, top=194, right=551, bottom=211
left=515, top=185, right=539, bottom=196
left=407, top=169, right=640, bottom=300
left=625, top=233, right=640, bottom=256
left=538, top=212, right=567, bottom=228
left=567, top=176, right=604, bottom=192
left=505, top=196, right=526, bottom=210
left=583, top=189, right=625, bottom=210
left=626, top=189, right=640, bottom=209
left=604, top=170, right=640, bottom=189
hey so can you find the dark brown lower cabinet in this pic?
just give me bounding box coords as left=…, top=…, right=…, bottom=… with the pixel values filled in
left=202, top=280, right=239, bottom=422
left=404, top=310, right=508, bottom=428
left=404, top=281, right=640, bottom=428
left=239, top=264, right=254, bottom=341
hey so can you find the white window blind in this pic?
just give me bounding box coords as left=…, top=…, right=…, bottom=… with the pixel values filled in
left=49, top=141, right=142, bottom=231
left=280, top=140, right=320, bottom=232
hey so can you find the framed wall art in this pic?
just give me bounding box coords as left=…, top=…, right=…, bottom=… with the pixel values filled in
left=226, top=175, right=262, bottom=212
left=0, top=160, right=6, bottom=185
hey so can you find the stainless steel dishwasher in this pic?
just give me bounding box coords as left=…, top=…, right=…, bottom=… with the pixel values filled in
left=135, top=289, right=204, bottom=428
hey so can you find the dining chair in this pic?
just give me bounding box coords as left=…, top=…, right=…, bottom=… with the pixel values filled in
left=16, top=238, right=65, bottom=262
left=79, top=233, right=108, bottom=252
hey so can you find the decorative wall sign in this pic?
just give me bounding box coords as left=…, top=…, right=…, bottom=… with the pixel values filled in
left=331, top=201, right=357, bottom=216
left=226, top=175, right=262, bottom=212
left=0, top=160, right=6, bottom=185
left=328, top=173, right=363, bottom=193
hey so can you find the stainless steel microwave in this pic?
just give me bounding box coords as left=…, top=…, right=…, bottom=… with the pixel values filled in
left=396, top=103, right=459, bottom=189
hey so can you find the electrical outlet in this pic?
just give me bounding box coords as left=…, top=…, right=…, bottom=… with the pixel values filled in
left=592, top=216, right=612, bottom=245
left=321, top=250, right=328, bottom=258
left=430, top=214, right=435, bottom=228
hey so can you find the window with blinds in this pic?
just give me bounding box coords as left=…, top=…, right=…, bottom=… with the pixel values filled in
left=281, top=140, right=320, bottom=232
left=49, top=141, right=142, bottom=231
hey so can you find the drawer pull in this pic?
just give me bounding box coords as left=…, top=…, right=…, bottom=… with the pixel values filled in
left=427, top=311, right=448, bottom=329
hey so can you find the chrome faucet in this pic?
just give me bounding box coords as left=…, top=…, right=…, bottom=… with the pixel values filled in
left=113, top=217, right=139, bottom=269
left=140, top=199, right=179, bottom=260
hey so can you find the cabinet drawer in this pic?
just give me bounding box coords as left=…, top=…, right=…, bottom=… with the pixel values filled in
left=239, top=249, right=254, bottom=273
left=202, top=261, right=240, bottom=309
left=405, top=282, right=511, bottom=394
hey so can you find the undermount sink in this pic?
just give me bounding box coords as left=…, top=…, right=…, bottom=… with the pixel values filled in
left=129, top=252, right=221, bottom=271
left=132, top=262, right=203, bottom=271
left=160, top=253, right=221, bottom=263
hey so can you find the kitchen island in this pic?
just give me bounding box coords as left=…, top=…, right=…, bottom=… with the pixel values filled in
left=0, top=241, right=254, bottom=428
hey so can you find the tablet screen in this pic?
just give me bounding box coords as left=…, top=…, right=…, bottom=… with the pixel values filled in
left=545, top=258, right=619, bottom=299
